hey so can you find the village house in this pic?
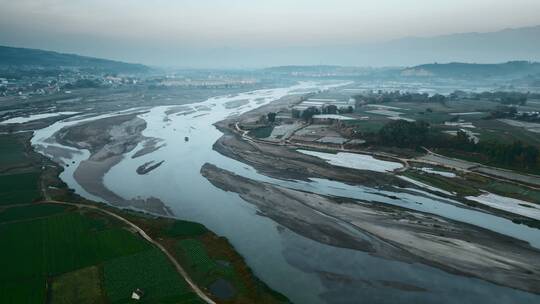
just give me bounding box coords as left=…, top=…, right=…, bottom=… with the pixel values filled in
left=292, top=98, right=356, bottom=117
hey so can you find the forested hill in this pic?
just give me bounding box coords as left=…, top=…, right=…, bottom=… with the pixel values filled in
left=0, top=45, right=149, bottom=73
left=401, top=61, right=540, bottom=79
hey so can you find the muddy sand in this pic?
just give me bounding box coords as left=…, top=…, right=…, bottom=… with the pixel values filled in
left=202, top=163, right=540, bottom=294
left=56, top=113, right=172, bottom=215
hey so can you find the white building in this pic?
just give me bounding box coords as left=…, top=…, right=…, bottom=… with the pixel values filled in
left=292, top=98, right=356, bottom=116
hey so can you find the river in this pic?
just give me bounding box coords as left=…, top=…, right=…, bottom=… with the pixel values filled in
left=31, top=82, right=540, bottom=304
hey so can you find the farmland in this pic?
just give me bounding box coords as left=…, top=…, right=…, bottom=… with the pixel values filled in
left=51, top=266, right=104, bottom=304
left=125, top=215, right=290, bottom=304
left=0, top=135, right=29, bottom=168
left=0, top=172, right=41, bottom=205
left=103, top=248, right=197, bottom=303
left=0, top=130, right=290, bottom=304
left=0, top=132, right=191, bottom=303
left=0, top=134, right=42, bottom=206
left=0, top=206, right=149, bottom=302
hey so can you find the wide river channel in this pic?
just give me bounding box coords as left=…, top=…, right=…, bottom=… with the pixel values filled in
left=32, top=82, right=540, bottom=304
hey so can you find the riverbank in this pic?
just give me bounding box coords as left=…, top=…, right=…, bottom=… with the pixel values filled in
left=25, top=82, right=540, bottom=303
left=205, top=91, right=540, bottom=296
left=1, top=123, right=292, bottom=304
left=201, top=163, right=540, bottom=294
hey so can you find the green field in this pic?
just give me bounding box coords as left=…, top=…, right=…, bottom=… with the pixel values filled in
left=0, top=277, right=46, bottom=304
left=178, top=239, right=218, bottom=279
left=0, top=135, right=29, bottom=169
left=0, top=211, right=150, bottom=280
left=402, top=168, right=540, bottom=206
left=123, top=215, right=290, bottom=303
left=0, top=134, right=43, bottom=206
left=342, top=118, right=388, bottom=133
left=176, top=238, right=244, bottom=298
left=402, top=170, right=480, bottom=197
left=0, top=204, right=199, bottom=304
left=165, top=220, right=208, bottom=237
left=51, top=266, right=104, bottom=304
left=0, top=172, right=42, bottom=205
left=0, top=204, right=66, bottom=223
left=474, top=119, right=540, bottom=148
left=249, top=126, right=275, bottom=139
left=104, top=248, right=195, bottom=303
left=0, top=126, right=287, bottom=304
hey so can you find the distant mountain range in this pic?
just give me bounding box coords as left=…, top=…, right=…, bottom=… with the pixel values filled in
left=401, top=61, right=540, bottom=79
left=374, top=25, right=540, bottom=67
left=262, top=61, right=540, bottom=81
left=0, top=45, right=149, bottom=73
left=172, top=25, right=540, bottom=68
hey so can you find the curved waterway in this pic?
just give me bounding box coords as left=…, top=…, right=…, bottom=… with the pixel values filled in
left=32, top=82, right=540, bottom=304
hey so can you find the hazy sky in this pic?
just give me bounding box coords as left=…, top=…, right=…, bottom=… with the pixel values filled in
left=1, top=0, right=540, bottom=67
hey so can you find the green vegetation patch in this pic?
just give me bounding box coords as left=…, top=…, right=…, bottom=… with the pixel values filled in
left=474, top=119, right=540, bottom=149
left=342, top=119, right=388, bottom=133
left=103, top=248, right=192, bottom=303
left=0, top=212, right=151, bottom=281
left=464, top=174, right=540, bottom=204
left=0, top=172, right=42, bottom=205
left=0, top=135, right=28, bottom=169
left=51, top=266, right=104, bottom=304
left=41, top=214, right=151, bottom=275
left=487, top=182, right=540, bottom=204
left=177, top=239, right=217, bottom=278
left=165, top=220, right=208, bottom=238
left=0, top=204, right=67, bottom=223
left=248, top=126, right=274, bottom=139
left=0, top=277, right=46, bottom=304
left=405, top=112, right=453, bottom=124
left=403, top=171, right=480, bottom=196
left=177, top=238, right=241, bottom=297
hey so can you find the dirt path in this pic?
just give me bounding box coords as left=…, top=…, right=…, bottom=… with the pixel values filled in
left=234, top=122, right=411, bottom=172
left=41, top=200, right=217, bottom=304
left=418, top=149, right=540, bottom=191
left=234, top=122, right=540, bottom=190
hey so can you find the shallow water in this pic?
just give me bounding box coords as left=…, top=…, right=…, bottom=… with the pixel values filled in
left=31, top=83, right=540, bottom=304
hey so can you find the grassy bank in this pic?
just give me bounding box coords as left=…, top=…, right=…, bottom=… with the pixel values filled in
left=0, top=132, right=290, bottom=304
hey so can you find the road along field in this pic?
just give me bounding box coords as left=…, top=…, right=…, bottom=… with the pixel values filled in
left=0, top=129, right=289, bottom=304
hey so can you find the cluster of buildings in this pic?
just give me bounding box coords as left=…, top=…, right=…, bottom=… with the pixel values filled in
left=516, top=110, right=540, bottom=122
left=0, top=72, right=140, bottom=98
left=292, top=98, right=356, bottom=117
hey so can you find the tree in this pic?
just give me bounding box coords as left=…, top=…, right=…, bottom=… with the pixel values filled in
left=378, top=120, right=430, bottom=148
left=325, top=105, right=338, bottom=114
left=429, top=94, right=447, bottom=103
left=267, top=112, right=277, bottom=123
left=301, top=106, right=320, bottom=122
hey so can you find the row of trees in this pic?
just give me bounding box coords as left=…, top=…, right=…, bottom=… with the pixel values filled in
left=354, top=91, right=448, bottom=105
left=378, top=120, right=430, bottom=147
left=472, top=91, right=528, bottom=105
left=455, top=136, right=539, bottom=170
left=355, top=90, right=531, bottom=107
left=375, top=120, right=540, bottom=171
left=485, top=106, right=540, bottom=122
left=292, top=105, right=354, bottom=121
left=449, top=90, right=529, bottom=105
left=486, top=106, right=518, bottom=119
